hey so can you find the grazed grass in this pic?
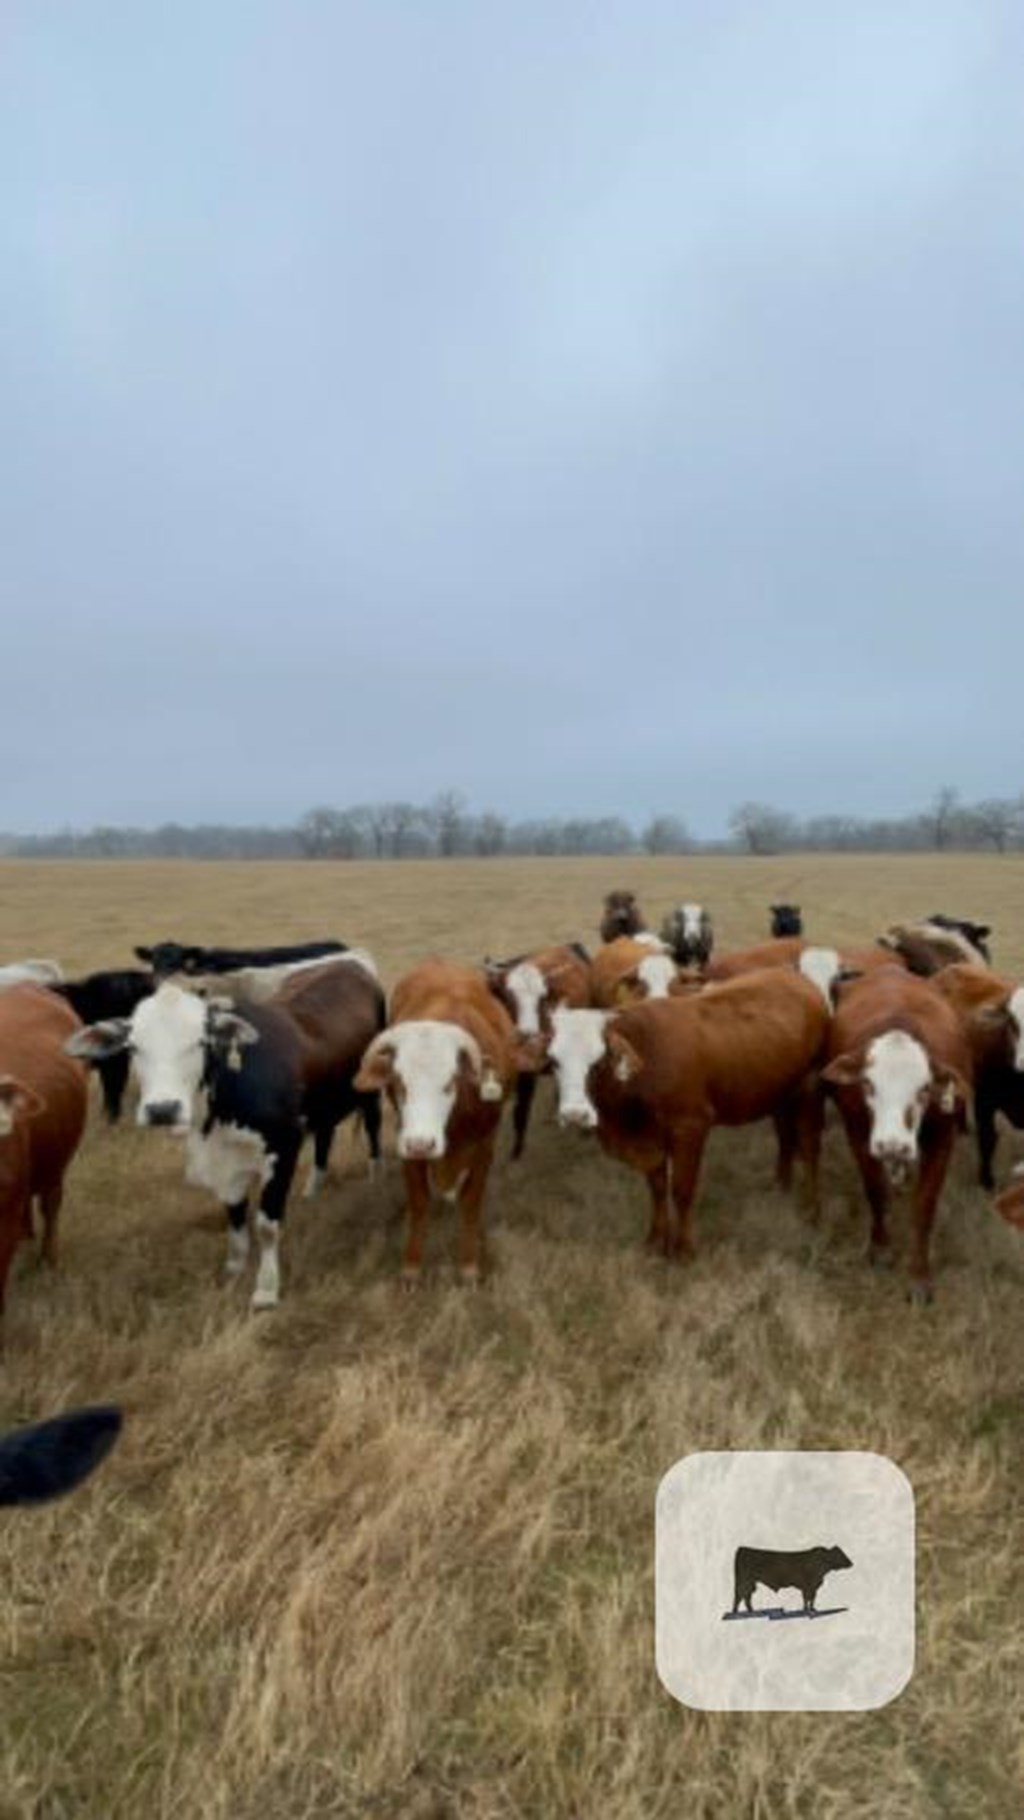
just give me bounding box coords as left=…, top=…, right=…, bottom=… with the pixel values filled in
left=1, top=855, right=1023, bottom=1817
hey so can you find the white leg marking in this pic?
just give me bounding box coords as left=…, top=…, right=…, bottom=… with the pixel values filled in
left=252, top=1211, right=281, bottom=1310
left=225, top=1222, right=250, bottom=1277
left=303, top=1164, right=325, bottom=1199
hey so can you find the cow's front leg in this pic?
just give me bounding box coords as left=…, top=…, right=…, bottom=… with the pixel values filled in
left=456, top=1141, right=495, bottom=1283
left=252, top=1134, right=300, bottom=1311
left=358, top=1089, right=383, bottom=1177
left=224, top=1199, right=250, bottom=1276
left=668, top=1123, right=709, bottom=1259
left=908, top=1121, right=956, bottom=1304
left=644, top=1157, right=670, bottom=1252
left=401, top=1160, right=433, bottom=1284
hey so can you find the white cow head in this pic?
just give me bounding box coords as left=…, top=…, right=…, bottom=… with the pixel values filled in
left=545, top=1007, right=642, bottom=1130
left=354, top=1019, right=504, bottom=1160
left=660, top=903, right=713, bottom=968
left=65, top=983, right=259, bottom=1131
left=822, top=1030, right=969, bottom=1184
left=974, top=986, right=1024, bottom=1071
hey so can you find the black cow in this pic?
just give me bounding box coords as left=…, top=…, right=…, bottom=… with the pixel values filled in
left=0, top=1407, right=122, bottom=1506
left=135, top=938, right=347, bottom=980
left=771, top=904, right=804, bottom=938
left=51, top=969, right=155, bottom=1122
left=732, top=1544, right=852, bottom=1614
left=926, top=914, right=992, bottom=963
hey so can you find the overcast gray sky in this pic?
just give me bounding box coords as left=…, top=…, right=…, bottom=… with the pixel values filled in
left=3, top=1, right=1022, bottom=837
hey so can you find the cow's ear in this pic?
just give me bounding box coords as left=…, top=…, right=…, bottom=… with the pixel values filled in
left=513, top=1034, right=548, bottom=1074
left=973, top=1002, right=1010, bottom=1028
left=65, top=1019, right=132, bottom=1061
left=930, top=1065, right=970, bottom=1115
left=354, top=1040, right=394, bottom=1093
left=134, top=946, right=153, bottom=964
left=206, top=1007, right=260, bottom=1061
left=0, top=1075, right=45, bottom=1134
left=606, top=1026, right=642, bottom=1083
left=821, top=1051, right=862, bottom=1088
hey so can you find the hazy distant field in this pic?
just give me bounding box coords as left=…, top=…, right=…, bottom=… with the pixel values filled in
left=2, top=855, right=1023, bottom=1819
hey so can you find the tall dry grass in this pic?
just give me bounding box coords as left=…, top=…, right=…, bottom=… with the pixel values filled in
left=1, top=855, right=1023, bottom=1817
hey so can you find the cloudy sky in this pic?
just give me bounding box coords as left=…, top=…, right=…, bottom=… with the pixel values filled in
left=3, top=1, right=1022, bottom=836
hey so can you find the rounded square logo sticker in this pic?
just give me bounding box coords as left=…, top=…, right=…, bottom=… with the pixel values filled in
left=655, top=1451, right=914, bottom=1711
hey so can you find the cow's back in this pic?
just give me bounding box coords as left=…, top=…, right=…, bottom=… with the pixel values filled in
left=706, top=938, right=804, bottom=981
left=271, top=958, right=384, bottom=1078
left=614, top=970, right=828, bottom=1125
left=0, top=987, right=88, bottom=1187
left=830, top=966, right=969, bottom=1072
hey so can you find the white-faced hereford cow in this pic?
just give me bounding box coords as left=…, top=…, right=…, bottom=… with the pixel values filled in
left=0, top=985, right=89, bottom=1319
left=484, top=944, right=592, bottom=1159
left=354, top=961, right=518, bottom=1282
left=930, top=962, right=1024, bottom=1188
left=67, top=957, right=384, bottom=1309
left=534, top=966, right=833, bottom=1258
left=819, top=967, right=971, bottom=1302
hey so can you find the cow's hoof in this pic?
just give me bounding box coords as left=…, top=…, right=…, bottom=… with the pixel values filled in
left=400, top=1267, right=422, bottom=1292
left=250, top=1288, right=279, bottom=1312
left=908, top=1280, right=934, bottom=1307
left=223, top=1258, right=246, bottom=1279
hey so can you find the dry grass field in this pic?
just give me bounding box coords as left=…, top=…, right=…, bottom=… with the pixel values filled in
left=1, top=854, right=1024, bottom=1819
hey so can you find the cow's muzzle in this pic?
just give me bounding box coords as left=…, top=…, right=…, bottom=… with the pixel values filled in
left=142, top=1100, right=186, bottom=1130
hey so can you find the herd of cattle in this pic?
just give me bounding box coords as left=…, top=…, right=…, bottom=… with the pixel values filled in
left=1, top=893, right=1023, bottom=1326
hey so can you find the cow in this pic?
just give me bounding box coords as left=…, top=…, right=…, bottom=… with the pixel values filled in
left=0, top=985, right=89, bottom=1319
left=707, top=937, right=902, bottom=983
left=51, top=968, right=156, bottom=1123
left=354, top=961, right=519, bottom=1282
left=0, top=1406, right=122, bottom=1506
left=818, top=966, right=971, bottom=1301
left=879, top=921, right=988, bottom=976
left=67, top=957, right=385, bottom=1309
left=927, top=914, right=992, bottom=963
left=599, top=890, right=646, bottom=943
left=929, top=962, right=1024, bottom=1187
left=535, top=967, right=833, bottom=1257
left=659, top=903, right=714, bottom=969
left=770, top=904, right=803, bottom=938
left=0, top=961, right=63, bottom=990
left=590, top=938, right=687, bottom=1009
left=484, top=944, right=592, bottom=1158
left=192, top=949, right=378, bottom=1005
left=134, top=937, right=347, bottom=980
left=732, top=1544, right=852, bottom=1615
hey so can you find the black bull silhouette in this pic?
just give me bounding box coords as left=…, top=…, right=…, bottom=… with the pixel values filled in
left=732, top=1544, right=852, bottom=1614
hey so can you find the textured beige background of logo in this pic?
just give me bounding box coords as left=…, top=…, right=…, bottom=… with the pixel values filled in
left=656, top=1451, right=915, bottom=1711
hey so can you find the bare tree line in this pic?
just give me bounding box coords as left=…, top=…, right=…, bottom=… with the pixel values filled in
left=3, top=786, right=1023, bottom=860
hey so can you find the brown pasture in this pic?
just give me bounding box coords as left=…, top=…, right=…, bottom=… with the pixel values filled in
left=1, top=854, right=1023, bottom=1818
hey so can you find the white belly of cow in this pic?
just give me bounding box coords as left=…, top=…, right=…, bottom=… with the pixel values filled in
left=186, top=1123, right=275, bottom=1204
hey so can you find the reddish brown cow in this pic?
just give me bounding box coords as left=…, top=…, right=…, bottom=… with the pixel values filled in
left=930, top=963, right=1024, bottom=1187
left=590, top=937, right=688, bottom=1008
left=355, top=961, right=519, bottom=1281
left=538, top=967, right=831, bottom=1258
left=819, top=967, right=971, bottom=1301
left=0, top=985, right=88, bottom=1317
left=707, top=938, right=902, bottom=982
left=484, top=944, right=592, bottom=1159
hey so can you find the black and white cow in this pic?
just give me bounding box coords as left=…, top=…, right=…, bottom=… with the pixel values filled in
left=659, top=903, right=714, bottom=969
left=67, top=956, right=384, bottom=1309
left=134, top=937, right=347, bottom=980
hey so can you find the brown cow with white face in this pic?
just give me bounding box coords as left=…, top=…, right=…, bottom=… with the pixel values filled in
left=528, top=965, right=833, bottom=1259
left=355, top=961, right=520, bottom=1282
left=484, top=944, right=591, bottom=1158
left=819, top=967, right=971, bottom=1302
left=0, top=985, right=88, bottom=1320
left=590, top=937, right=688, bottom=1009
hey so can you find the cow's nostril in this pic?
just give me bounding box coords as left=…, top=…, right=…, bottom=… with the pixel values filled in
left=145, top=1101, right=183, bottom=1128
